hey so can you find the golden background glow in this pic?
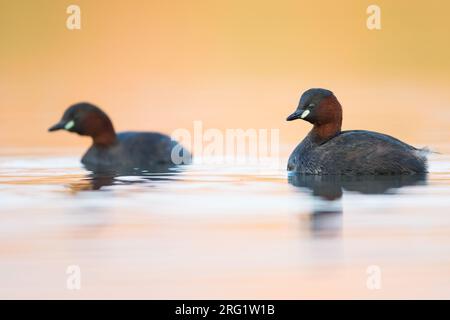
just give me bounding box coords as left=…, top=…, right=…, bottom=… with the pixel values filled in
left=1, top=0, right=449, bottom=149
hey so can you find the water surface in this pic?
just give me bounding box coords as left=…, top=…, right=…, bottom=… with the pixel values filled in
left=1, top=148, right=450, bottom=299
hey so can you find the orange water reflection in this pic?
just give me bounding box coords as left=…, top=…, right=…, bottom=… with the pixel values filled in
left=0, top=152, right=450, bottom=298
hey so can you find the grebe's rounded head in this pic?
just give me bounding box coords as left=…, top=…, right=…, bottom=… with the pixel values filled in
left=286, top=88, right=342, bottom=125
left=48, top=102, right=114, bottom=138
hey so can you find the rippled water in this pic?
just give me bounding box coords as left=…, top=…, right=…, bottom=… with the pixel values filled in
left=1, top=148, right=450, bottom=299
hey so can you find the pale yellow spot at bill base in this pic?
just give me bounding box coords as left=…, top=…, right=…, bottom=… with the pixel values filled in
left=300, top=110, right=310, bottom=119
left=64, top=120, right=75, bottom=130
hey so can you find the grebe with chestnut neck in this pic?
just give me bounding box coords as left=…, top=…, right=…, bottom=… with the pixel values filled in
left=48, top=102, right=191, bottom=172
left=286, top=88, right=427, bottom=175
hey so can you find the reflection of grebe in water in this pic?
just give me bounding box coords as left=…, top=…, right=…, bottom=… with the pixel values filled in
left=68, top=164, right=185, bottom=192
left=288, top=173, right=427, bottom=236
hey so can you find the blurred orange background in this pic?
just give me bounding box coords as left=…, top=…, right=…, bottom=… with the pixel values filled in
left=1, top=0, right=449, bottom=149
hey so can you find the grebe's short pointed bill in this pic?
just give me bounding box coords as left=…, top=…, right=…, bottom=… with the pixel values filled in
left=287, top=110, right=300, bottom=121
left=48, top=121, right=65, bottom=132
left=286, top=109, right=309, bottom=121
left=48, top=119, right=75, bottom=132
